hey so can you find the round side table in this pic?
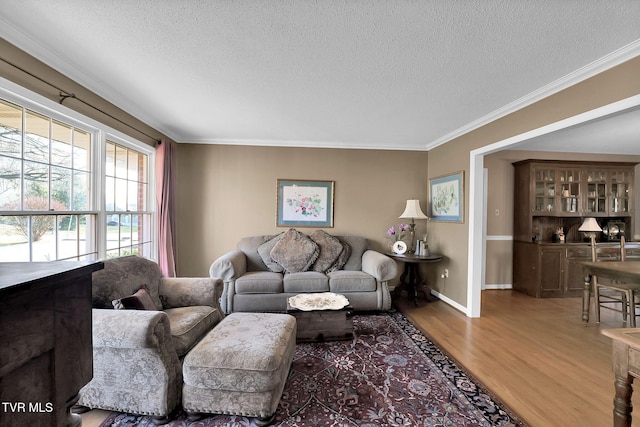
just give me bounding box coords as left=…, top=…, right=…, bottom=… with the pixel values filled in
left=387, top=253, right=443, bottom=304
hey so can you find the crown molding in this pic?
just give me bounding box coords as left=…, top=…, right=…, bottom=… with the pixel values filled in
left=425, top=39, right=640, bottom=151
left=181, top=137, right=428, bottom=151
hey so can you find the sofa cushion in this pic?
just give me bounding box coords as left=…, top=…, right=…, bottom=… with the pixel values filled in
left=327, top=240, right=351, bottom=273
left=235, top=272, right=283, bottom=294
left=283, top=272, right=329, bottom=293
left=257, top=233, right=285, bottom=273
left=327, top=270, right=377, bottom=292
left=335, top=236, right=368, bottom=271
left=164, top=306, right=221, bottom=357
left=310, top=230, right=344, bottom=273
left=270, top=229, right=319, bottom=273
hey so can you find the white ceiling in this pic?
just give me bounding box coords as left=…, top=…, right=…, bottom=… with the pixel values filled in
left=1, top=1, right=639, bottom=151
left=511, top=106, right=640, bottom=154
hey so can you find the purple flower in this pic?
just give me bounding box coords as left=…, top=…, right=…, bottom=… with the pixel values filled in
left=386, top=227, right=396, bottom=237
left=399, top=223, right=410, bottom=232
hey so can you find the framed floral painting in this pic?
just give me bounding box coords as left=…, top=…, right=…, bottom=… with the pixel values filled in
left=429, top=171, right=464, bottom=223
left=276, top=179, right=334, bottom=227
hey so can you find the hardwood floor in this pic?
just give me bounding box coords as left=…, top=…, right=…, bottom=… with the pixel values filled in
left=83, top=290, right=637, bottom=427
left=396, top=289, right=640, bottom=427
left=80, top=408, right=109, bottom=427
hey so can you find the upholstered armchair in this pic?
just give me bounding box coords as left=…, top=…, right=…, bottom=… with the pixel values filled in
left=77, top=256, right=224, bottom=423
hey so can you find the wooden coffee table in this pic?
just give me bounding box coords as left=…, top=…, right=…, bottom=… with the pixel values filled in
left=286, top=294, right=354, bottom=343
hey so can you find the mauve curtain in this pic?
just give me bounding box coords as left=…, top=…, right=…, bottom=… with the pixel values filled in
left=155, top=139, right=177, bottom=277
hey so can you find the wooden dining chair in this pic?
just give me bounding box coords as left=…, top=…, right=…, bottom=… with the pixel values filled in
left=592, top=236, right=640, bottom=327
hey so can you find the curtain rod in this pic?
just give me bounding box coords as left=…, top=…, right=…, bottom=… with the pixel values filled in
left=0, top=56, right=161, bottom=144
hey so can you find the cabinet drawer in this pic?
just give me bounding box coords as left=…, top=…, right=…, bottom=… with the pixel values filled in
left=626, top=248, right=640, bottom=258
left=597, top=248, right=622, bottom=260
left=566, top=247, right=591, bottom=259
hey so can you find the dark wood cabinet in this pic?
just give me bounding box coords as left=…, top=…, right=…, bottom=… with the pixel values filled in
left=0, top=261, right=103, bottom=427
left=539, top=246, right=564, bottom=297
left=514, top=241, right=640, bottom=298
left=513, top=160, right=636, bottom=243
left=513, top=160, right=637, bottom=298
left=564, top=246, right=594, bottom=294
left=513, top=242, right=573, bottom=298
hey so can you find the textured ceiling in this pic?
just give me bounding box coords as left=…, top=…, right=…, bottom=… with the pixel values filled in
left=512, top=106, right=640, bottom=154
left=1, top=1, right=639, bottom=151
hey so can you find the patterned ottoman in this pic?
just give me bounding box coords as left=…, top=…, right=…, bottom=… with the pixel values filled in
left=182, top=312, right=296, bottom=425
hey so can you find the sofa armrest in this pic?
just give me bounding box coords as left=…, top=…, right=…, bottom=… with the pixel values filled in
left=160, top=277, right=223, bottom=309
left=362, top=250, right=398, bottom=282
left=209, top=249, right=247, bottom=281
left=92, top=308, right=174, bottom=350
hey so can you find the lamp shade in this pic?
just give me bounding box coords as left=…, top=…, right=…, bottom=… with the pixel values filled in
left=399, top=200, right=428, bottom=219
left=578, top=217, right=602, bottom=232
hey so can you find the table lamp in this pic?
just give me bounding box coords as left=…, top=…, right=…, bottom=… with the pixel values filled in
left=399, top=199, right=429, bottom=254
left=579, top=217, right=602, bottom=262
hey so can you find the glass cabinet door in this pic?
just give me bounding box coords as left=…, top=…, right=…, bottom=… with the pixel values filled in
left=610, top=170, right=632, bottom=214
left=534, top=168, right=556, bottom=213
left=585, top=169, right=607, bottom=215
left=559, top=169, right=580, bottom=214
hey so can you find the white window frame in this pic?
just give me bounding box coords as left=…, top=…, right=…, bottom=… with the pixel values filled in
left=0, top=77, right=157, bottom=261
left=101, top=132, right=156, bottom=260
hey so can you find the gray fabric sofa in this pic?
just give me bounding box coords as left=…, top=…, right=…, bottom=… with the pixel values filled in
left=209, top=230, right=397, bottom=314
left=77, top=256, right=224, bottom=423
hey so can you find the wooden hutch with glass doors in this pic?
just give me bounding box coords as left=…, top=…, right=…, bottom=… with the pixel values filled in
left=512, top=160, right=638, bottom=297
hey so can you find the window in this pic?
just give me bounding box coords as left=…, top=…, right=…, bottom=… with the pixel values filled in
left=104, top=140, right=152, bottom=258
left=0, top=82, right=155, bottom=262
left=0, top=99, right=97, bottom=261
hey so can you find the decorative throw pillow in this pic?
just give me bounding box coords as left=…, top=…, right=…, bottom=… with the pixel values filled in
left=112, top=284, right=157, bottom=310
left=257, top=233, right=285, bottom=272
left=327, top=240, right=352, bottom=273
left=270, top=229, right=319, bottom=273
left=310, top=230, right=344, bottom=273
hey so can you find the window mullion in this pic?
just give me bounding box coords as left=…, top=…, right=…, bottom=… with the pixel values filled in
left=20, top=106, right=25, bottom=210
left=48, top=117, right=52, bottom=211
left=95, top=130, right=107, bottom=259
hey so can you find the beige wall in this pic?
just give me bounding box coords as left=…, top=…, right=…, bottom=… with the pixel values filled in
left=428, top=56, right=640, bottom=307
left=175, top=144, right=429, bottom=276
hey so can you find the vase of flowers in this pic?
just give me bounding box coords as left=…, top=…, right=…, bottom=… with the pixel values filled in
left=386, top=224, right=409, bottom=251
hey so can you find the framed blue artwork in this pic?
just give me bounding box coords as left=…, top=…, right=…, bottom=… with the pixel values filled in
left=429, top=171, right=464, bottom=223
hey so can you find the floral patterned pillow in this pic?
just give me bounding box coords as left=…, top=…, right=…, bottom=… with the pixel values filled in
left=257, top=233, right=285, bottom=272
left=310, top=230, right=344, bottom=273
left=326, top=240, right=351, bottom=273
left=270, top=229, right=319, bottom=273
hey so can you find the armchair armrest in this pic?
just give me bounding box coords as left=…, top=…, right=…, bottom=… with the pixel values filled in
left=209, top=249, right=247, bottom=281
left=92, top=309, right=174, bottom=350
left=160, top=277, right=223, bottom=309
left=362, top=250, right=398, bottom=282
left=80, top=308, right=182, bottom=416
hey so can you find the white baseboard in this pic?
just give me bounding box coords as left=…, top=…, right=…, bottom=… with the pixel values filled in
left=483, top=284, right=513, bottom=290
left=430, top=289, right=468, bottom=315
left=429, top=285, right=513, bottom=316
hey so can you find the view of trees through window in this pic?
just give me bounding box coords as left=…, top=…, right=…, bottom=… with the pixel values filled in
left=0, top=94, right=153, bottom=262
left=0, top=99, right=96, bottom=261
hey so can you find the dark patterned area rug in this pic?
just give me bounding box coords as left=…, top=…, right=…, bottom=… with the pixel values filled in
left=100, top=312, right=525, bottom=426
